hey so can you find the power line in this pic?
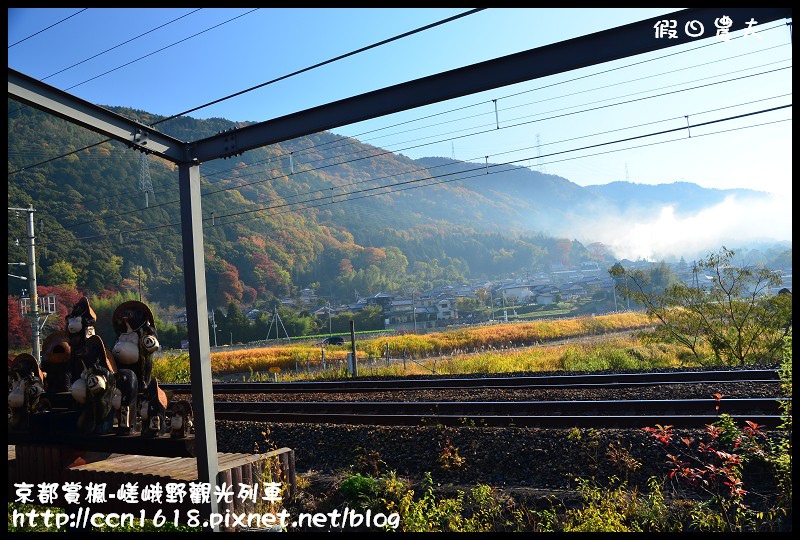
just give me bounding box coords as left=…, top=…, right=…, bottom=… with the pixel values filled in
left=88, top=115, right=797, bottom=247
left=8, top=57, right=789, bottom=188
left=8, top=8, right=88, bottom=48
left=201, top=31, right=790, bottom=183
left=27, top=87, right=795, bottom=232
left=342, top=23, right=788, bottom=144
left=197, top=66, right=792, bottom=196
left=35, top=105, right=791, bottom=247
left=40, top=9, right=203, bottom=82
left=152, top=9, right=487, bottom=126
left=63, top=9, right=261, bottom=92
left=206, top=106, right=793, bottom=223
left=148, top=37, right=793, bottom=189
left=7, top=8, right=487, bottom=175
left=8, top=18, right=792, bottom=232
left=49, top=111, right=791, bottom=251
left=157, top=57, right=794, bottom=196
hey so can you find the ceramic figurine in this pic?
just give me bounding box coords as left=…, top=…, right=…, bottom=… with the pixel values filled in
left=71, top=335, right=117, bottom=435
left=8, top=353, right=49, bottom=431
left=41, top=330, right=72, bottom=393
left=140, top=377, right=168, bottom=437
left=66, top=297, right=97, bottom=384
left=112, top=368, right=138, bottom=435
left=111, top=301, right=159, bottom=397
left=166, top=399, right=193, bottom=439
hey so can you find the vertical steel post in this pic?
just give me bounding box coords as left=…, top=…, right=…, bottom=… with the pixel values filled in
left=178, top=161, right=220, bottom=531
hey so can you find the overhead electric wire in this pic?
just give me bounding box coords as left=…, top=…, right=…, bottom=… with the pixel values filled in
left=190, top=65, right=793, bottom=198
left=9, top=24, right=789, bottom=186
left=245, top=62, right=792, bottom=177
left=260, top=22, right=789, bottom=160
left=44, top=73, right=795, bottom=231
left=8, top=9, right=88, bottom=48
left=62, top=9, right=260, bottom=92
left=141, top=55, right=790, bottom=202
left=9, top=13, right=793, bottom=259
left=40, top=8, right=203, bottom=81
left=16, top=68, right=793, bottom=235
left=7, top=8, right=486, bottom=176
left=193, top=105, right=795, bottom=223
left=185, top=34, right=792, bottom=185
left=36, top=104, right=791, bottom=246
left=54, top=115, right=793, bottom=248
left=347, top=64, right=793, bottom=157
left=6, top=9, right=205, bottom=119
left=149, top=8, right=487, bottom=127
left=9, top=17, right=793, bottom=230
left=233, top=118, right=794, bottom=230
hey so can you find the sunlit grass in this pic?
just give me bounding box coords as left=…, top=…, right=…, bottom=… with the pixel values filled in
left=149, top=312, right=702, bottom=383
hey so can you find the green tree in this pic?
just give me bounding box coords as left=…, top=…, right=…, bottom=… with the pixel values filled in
left=353, top=304, right=385, bottom=331
left=456, top=296, right=484, bottom=320
left=275, top=306, right=314, bottom=338
left=45, top=260, right=78, bottom=288
left=82, top=254, right=123, bottom=293
left=610, top=247, right=791, bottom=365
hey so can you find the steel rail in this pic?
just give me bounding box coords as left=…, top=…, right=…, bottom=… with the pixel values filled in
left=212, top=412, right=785, bottom=429
left=162, top=369, right=780, bottom=394
left=213, top=397, right=786, bottom=414
left=212, top=397, right=788, bottom=428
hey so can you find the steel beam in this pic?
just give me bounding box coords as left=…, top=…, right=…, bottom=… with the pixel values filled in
left=8, top=68, right=188, bottom=163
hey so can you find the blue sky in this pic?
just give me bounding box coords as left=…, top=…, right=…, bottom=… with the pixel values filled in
left=8, top=8, right=792, bottom=259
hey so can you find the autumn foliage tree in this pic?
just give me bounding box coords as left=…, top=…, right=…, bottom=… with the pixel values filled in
left=7, top=295, right=30, bottom=350
left=7, top=285, right=84, bottom=351
left=610, top=247, right=791, bottom=366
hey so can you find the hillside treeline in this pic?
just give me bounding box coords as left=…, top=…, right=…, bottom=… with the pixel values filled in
left=8, top=103, right=603, bottom=311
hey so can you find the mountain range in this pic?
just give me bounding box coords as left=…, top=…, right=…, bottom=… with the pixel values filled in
left=7, top=101, right=789, bottom=310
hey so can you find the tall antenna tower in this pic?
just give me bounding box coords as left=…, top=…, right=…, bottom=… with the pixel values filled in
left=536, top=134, right=546, bottom=173
left=139, top=153, right=155, bottom=207
left=451, top=142, right=455, bottom=160
left=625, top=163, right=630, bottom=182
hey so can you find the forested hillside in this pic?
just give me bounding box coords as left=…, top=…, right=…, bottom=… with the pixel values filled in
left=7, top=101, right=779, bottom=312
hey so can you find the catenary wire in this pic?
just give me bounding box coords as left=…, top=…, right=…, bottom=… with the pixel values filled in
left=22, top=51, right=789, bottom=214
left=7, top=8, right=487, bottom=175
left=8, top=8, right=88, bottom=48
left=35, top=105, right=791, bottom=246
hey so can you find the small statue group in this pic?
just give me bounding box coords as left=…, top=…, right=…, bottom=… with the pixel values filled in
left=9, top=297, right=193, bottom=439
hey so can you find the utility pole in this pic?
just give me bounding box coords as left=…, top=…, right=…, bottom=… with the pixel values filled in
left=137, top=265, right=143, bottom=302
left=411, top=289, right=417, bottom=332
left=9, top=206, right=41, bottom=363
left=210, top=310, right=218, bottom=348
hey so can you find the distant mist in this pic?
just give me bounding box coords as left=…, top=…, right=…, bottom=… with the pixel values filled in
left=563, top=193, right=792, bottom=261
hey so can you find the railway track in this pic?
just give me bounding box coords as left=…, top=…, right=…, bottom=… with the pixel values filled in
left=161, top=368, right=780, bottom=394
left=211, top=397, right=787, bottom=428
left=164, top=369, right=787, bottom=428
